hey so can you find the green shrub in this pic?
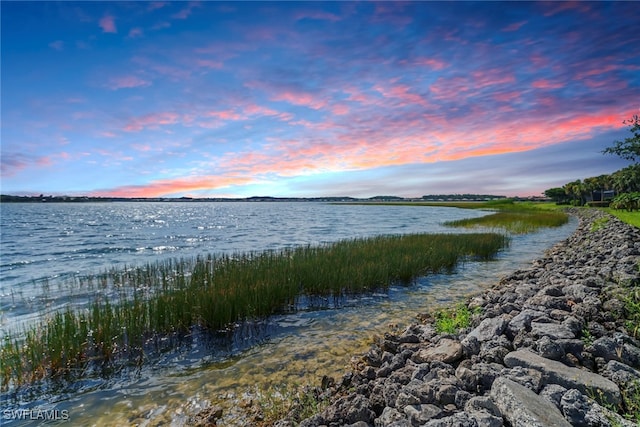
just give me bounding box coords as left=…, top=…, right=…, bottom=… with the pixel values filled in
left=610, top=193, right=640, bottom=211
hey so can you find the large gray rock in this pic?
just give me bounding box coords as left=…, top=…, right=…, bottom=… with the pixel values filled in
left=589, top=335, right=640, bottom=368
left=530, top=322, right=575, bottom=340
left=490, top=377, right=571, bottom=427
left=323, top=394, right=376, bottom=425
left=375, top=406, right=409, bottom=427
left=467, top=316, right=509, bottom=342
left=507, top=309, right=546, bottom=336
left=560, top=388, right=638, bottom=427
left=503, top=349, right=621, bottom=406
left=411, top=339, right=463, bottom=364
left=423, top=412, right=478, bottom=427
left=403, top=404, right=442, bottom=426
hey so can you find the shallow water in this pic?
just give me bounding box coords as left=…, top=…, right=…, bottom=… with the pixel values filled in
left=0, top=202, right=577, bottom=426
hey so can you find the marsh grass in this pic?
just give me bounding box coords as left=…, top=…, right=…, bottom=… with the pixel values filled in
left=1, top=232, right=506, bottom=390
left=342, top=199, right=569, bottom=234
left=443, top=210, right=569, bottom=234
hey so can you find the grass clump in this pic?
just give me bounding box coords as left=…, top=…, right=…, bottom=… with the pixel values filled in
left=0, top=232, right=507, bottom=390
left=590, top=216, right=610, bottom=232
left=254, top=382, right=330, bottom=425
left=622, top=285, right=640, bottom=340
left=434, top=303, right=478, bottom=334
left=620, top=380, right=640, bottom=424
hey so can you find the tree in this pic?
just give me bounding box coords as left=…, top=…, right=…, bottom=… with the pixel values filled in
left=544, top=187, right=567, bottom=204
left=563, top=179, right=586, bottom=205
left=603, top=115, right=640, bottom=163
left=612, top=164, right=640, bottom=193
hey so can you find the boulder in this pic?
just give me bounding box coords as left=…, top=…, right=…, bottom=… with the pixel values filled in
left=411, top=339, right=463, bottom=364
left=467, top=316, right=509, bottom=343
left=490, top=377, right=571, bottom=427
left=504, top=349, right=621, bottom=406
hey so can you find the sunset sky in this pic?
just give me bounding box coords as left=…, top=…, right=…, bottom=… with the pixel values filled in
left=2, top=1, right=639, bottom=198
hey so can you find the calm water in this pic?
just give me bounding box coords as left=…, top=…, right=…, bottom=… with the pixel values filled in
left=0, top=202, right=577, bottom=426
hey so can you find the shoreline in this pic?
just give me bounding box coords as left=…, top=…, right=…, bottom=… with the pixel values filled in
left=262, top=208, right=640, bottom=427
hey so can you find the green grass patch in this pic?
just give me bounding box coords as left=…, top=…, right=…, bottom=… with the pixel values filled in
left=604, top=208, right=640, bottom=228
left=434, top=303, right=478, bottom=334
left=0, top=232, right=507, bottom=390
left=590, top=216, right=610, bottom=232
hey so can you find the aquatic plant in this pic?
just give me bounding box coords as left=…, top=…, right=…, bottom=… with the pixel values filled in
left=0, top=232, right=507, bottom=390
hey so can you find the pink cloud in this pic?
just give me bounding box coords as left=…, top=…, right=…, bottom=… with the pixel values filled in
left=331, top=104, right=350, bottom=115
left=272, top=91, right=327, bottom=110
left=343, top=86, right=379, bottom=104
left=374, top=83, right=430, bottom=108
left=99, top=15, right=117, bottom=33
left=470, top=69, right=516, bottom=88
left=196, top=59, right=223, bottom=69
left=87, top=105, right=635, bottom=199
left=132, top=144, right=152, bottom=152
left=206, top=110, right=244, bottom=121
left=502, top=21, right=527, bottom=32
left=92, top=175, right=255, bottom=198
left=575, top=64, right=620, bottom=79
left=414, top=57, right=448, bottom=70
left=492, top=91, right=522, bottom=103
left=543, top=1, right=592, bottom=17
left=244, top=104, right=294, bottom=121
left=106, top=76, right=152, bottom=90
left=531, top=79, right=564, bottom=89
left=124, top=112, right=181, bottom=131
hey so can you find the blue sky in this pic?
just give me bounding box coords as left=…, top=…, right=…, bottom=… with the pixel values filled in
left=1, top=1, right=638, bottom=198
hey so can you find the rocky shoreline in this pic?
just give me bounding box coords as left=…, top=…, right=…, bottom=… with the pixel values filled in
left=277, top=208, right=640, bottom=427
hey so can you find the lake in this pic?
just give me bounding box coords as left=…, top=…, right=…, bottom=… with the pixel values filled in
left=0, top=202, right=577, bottom=425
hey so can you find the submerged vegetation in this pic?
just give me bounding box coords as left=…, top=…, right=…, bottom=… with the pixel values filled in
left=1, top=232, right=507, bottom=390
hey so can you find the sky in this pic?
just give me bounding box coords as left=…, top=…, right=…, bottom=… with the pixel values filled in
left=1, top=1, right=639, bottom=199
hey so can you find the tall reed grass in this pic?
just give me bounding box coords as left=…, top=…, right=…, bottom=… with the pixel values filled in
left=1, top=232, right=506, bottom=390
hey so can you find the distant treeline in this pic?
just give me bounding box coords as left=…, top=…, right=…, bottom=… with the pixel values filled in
left=421, top=194, right=507, bottom=201
left=1, top=194, right=510, bottom=203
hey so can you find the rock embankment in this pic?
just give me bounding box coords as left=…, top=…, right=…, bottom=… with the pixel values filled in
left=287, top=209, right=640, bottom=427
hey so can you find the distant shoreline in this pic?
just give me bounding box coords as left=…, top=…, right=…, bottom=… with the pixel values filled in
left=0, top=194, right=542, bottom=204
